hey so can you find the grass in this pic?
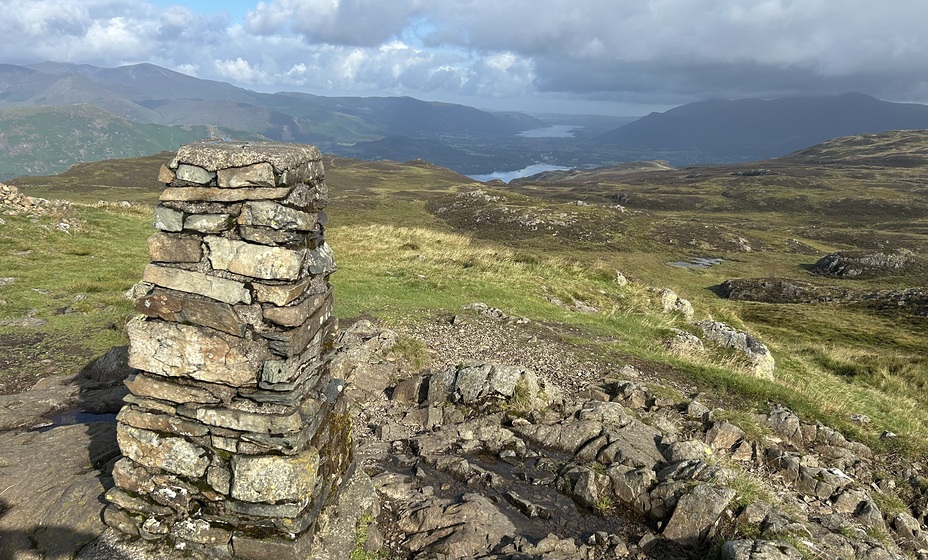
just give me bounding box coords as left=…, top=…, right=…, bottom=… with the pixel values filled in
left=5, top=133, right=928, bottom=463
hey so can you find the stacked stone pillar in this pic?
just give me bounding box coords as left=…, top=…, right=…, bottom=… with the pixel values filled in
left=104, top=141, right=353, bottom=559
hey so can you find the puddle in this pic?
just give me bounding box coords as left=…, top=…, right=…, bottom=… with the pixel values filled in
left=669, top=257, right=724, bottom=270
left=34, top=410, right=118, bottom=432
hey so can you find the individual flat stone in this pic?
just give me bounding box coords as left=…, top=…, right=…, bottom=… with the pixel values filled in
left=306, top=243, right=336, bottom=275
left=116, top=423, right=209, bottom=478
left=263, top=289, right=331, bottom=328
left=160, top=186, right=292, bottom=202
left=172, top=141, right=322, bottom=173
left=207, top=465, right=232, bottom=495
left=252, top=277, right=314, bottom=306
left=171, top=518, right=232, bottom=547
left=136, top=288, right=246, bottom=337
left=122, top=394, right=178, bottom=415
left=112, top=458, right=156, bottom=496
left=104, top=487, right=174, bottom=516
left=257, top=296, right=333, bottom=356
left=239, top=226, right=310, bottom=246
left=117, top=407, right=209, bottom=437
left=127, top=317, right=268, bottom=386
left=148, top=232, right=202, bottom=263
left=231, top=530, right=315, bottom=560
left=153, top=205, right=184, bottom=232
left=662, top=484, right=736, bottom=545
left=206, top=236, right=306, bottom=281
left=217, top=162, right=277, bottom=188
left=280, top=160, right=324, bottom=185
left=238, top=201, right=318, bottom=231
left=283, top=181, right=328, bottom=210
left=261, top=330, right=327, bottom=385
left=143, top=264, right=252, bottom=305
left=158, top=164, right=176, bottom=183
left=174, top=163, right=217, bottom=185
left=184, top=213, right=234, bottom=233
left=183, top=403, right=304, bottom=435
left=231, top=448, right=320, bottom=503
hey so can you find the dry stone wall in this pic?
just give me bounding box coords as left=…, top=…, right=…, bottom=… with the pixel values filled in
left=104, top=141, right=353, bottom=560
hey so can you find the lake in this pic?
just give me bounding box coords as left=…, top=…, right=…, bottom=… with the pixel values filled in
left=517, top=125, right=580, bottom=138
left=468, top=163, right=572, bottom=183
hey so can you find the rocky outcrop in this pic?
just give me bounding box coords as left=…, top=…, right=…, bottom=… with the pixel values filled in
left=811, top=250, right=926, bottom=279
left=719, top=278, right=928, bottom=317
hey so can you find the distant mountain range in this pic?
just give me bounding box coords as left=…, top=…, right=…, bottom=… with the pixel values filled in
left=2, top=61, right=928, bottom=179
left=599, top=93, right=928, bottom=163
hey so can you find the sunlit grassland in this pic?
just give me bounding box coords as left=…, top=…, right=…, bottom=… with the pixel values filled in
left=6, top=138, right=928, bottom=459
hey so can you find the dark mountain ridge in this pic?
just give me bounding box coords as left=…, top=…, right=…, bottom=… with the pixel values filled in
left=599, top=93, right=928, bottom=162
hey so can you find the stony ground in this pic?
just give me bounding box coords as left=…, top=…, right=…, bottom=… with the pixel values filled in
left=2, top=306, right=928, bottom=559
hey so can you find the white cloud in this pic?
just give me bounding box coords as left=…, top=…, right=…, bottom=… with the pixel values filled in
left=1, top=0, right=928, bottom=111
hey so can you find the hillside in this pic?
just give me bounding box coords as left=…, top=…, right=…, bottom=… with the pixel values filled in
left=0, top=105, right=250, bottom=180
left=2, top=131, right=928, bottom=558
left=600, top=93, right=928, bottom=163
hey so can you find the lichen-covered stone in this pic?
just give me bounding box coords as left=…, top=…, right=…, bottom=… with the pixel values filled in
left=257, top=296, right=333, bottom=356
left=153, top=204, right=184, bottom=232
left=161, top=186, right=292, bottom=203
left=231, top=448, right=320, bottom=503
left=239, top=201, right=318, bottom=231
left=253, top=277, right=318, bottom=306
left=206, top=236, right=306, bottom=281
left=148, top=232, right=202, bottom=263
left=116, top=423, right=209, bottom=478
left=171, top=141, right=321, bottom=174
left=184, top=213, right=234, bottom=233
left=143, top=264, right=252, bottom=305
left=136, top=289, right=246, bottom=337
left=175, top=163, right=217, bottom=185
left=262, top=289, right=331, bottom=328
left=218, top=162, right=277, bottom=188
left=127, top=317, right=268, bottom=386
left=117, top=406, right=209, bottom=438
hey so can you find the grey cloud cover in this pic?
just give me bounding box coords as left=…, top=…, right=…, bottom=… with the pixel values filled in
left=1, top=0, right=926, bottom=113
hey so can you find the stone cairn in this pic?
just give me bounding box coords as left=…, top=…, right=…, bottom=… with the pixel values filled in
left=104, top=141, right=353, bottom=559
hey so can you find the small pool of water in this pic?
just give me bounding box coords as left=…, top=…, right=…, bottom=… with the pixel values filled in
left=669, top=257, right=724, bottom=270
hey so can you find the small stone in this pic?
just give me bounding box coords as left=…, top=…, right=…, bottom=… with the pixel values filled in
left=116, top=423, right=209, bottom=478
left=161, top=186, right=292, bottom=203
left=158, top=163, right=176, bottom=183
left=218, top=162, right=277, bottom=188
left=184, top=213, right=234, bottom=233
left=231, top=448, right=319, bottom=503
left=239, top=200, right=318, bottom=231
left=143, top=264, right=252, bottom=305
left=148, top=232, right=202, bottom=263
left=136, top=289, right=246, bottom=337
left=207, top=236, right=306, bottom=281
left=262, top=289, right=331, bottom=328
left=153, top=205, right=184, bottom=232
left=207, top=465, right=232, bottom=495
left=127, top=317, right=269, bottom=386
left=117, top=406, right=209, bottom=437
left=175, top=163, right=217, bottom=185
left=252, top=277, right=314, bottom=306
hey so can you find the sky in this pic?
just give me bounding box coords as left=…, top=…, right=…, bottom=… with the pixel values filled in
left=2, top=0, right=928, bottom=116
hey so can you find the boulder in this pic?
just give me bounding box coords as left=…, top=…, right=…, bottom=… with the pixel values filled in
left=694, top=320, right=775, bottom=378
left=662, top=483, right=736, bottom=545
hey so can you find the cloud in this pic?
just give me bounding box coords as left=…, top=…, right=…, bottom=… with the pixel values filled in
left=2, top=0, right=928, bottom=112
